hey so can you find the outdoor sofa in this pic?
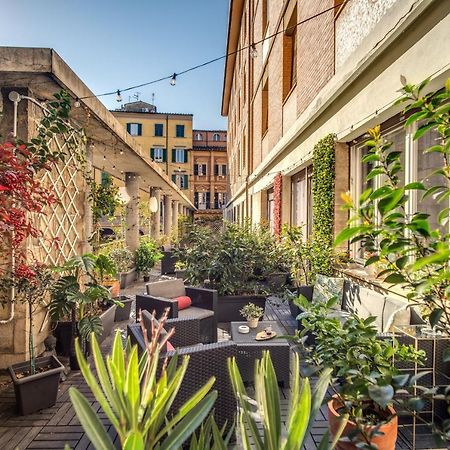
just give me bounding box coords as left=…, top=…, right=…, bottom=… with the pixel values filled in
left=135, top=279, right=218, bottom=343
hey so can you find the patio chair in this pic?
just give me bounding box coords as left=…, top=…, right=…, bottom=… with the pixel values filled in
left=128, top=311, right=237, bottom=430
left=135, top=279, right=218, bottom=343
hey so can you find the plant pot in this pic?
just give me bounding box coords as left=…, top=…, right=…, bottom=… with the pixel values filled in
left=267, top=272, right=288, bottom=290
left=327, top=397, right=398, bottom=450
left=54, top=321, right=73, bottom=357
left=119, top=268, right=137, bottom=289
left=8, top=355, right=64, bottom=415
left=114, top=295, right=133, bottom=322
left=175, top=269, right=186, bottom=280
left=98, top=304, right=117, bottom=344
left=143, top=275, right=150, bottom=282
left=217, top=295, right=266, bottom=322
left=247, top=318, right=259, bottom=328
left=289, top=285, right=314, bottom=318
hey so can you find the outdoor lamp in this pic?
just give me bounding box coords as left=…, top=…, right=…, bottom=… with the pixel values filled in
left=149, top=196, right=158, bottom=213
left=118, top=186, right=131, bottom=204
left=170, top=73, right=177, bottom=86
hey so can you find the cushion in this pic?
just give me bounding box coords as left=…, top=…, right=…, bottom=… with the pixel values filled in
left=146, top=279, right=186, bottom=298
left=178, top=306, right=214, bottom=320
left=313, top=275, right=345, bottom=309
left=352, top=287, right=385, bottom=332
left=175, top=295, right=192, bottom=310
left=383, top=295, right=411, bottom=332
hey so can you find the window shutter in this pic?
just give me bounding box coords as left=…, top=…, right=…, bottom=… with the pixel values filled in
left=150, top=148, right=155, bottom=160
left=206, top=192, right=211, bottom=209
left=222, top=165, right=227, bottom=176
left=194, top=192, right=199, bottom=208
left=101, top=171, right=109, bottom=186
left=172, top=149, right=176, bottom=162
left=214, top=193, right=219, bottom=209
left=184, top=150, right=188, bottom=163
left=172, top=174, right=177, bottom=183
left=194, top=164, right=198, bottom=176
left=126, top=123, right=131, bottom=134
left=203, top=164, right=207, bottom=175
left=214, top=164, right=219, bottom=176
left=138, top=124, right=142, bottom=135
left=184, top=175, right=188, bottom=189
left=163, top=148, right=167, bottom=162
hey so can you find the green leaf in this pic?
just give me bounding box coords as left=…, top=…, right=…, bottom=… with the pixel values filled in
left=368, top=384, right=394, bottom=409
left=414, top=122, right=436, bottom=140
left=404, top=182, right=425, bottom=190
left=429, top=309, right=443, bottom=328
left=123, top=432, right=144, bottom=450
left=384, top=273, right=406, bottom=284
left=405, top=110, right=429, bottom=127
left=334, top=226, right=368, bottom=247
left=69, top=388, right=115, bottom=450
left=378, top=189, right=404, bottom=215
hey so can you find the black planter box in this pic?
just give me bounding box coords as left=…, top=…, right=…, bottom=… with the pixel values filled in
left=54, top=321, right=73, bottom=357
left=8, top=355, right=64, bottom=415
left=266, top=272, right=289, bottom=290
left=289, top=285, right=314, bottom=321
left=114, top=296, right=133, bottom=322
left=217, top=295, right=267, bottom=322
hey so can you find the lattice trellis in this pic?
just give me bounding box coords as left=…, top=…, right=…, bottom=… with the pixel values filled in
left=29, top=125, right=87, bottom=266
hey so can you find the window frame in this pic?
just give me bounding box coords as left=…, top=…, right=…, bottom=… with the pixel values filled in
left=176, top=124, right=185, bottom=138
left=153, top=147, right=164, bottom=162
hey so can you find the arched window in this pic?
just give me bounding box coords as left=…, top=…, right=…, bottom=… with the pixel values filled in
left=213, top=133, right=220, bottom=141
left=195, top=133, right=203, bottom=141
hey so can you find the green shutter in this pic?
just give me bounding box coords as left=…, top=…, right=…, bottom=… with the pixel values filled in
left=150, top=148, right=155, bottom=160
left=172, top=149, right=176, bottom=162
left=126, top=123, right=131, bottom=133
left=172, top=174, right=177, bottom=183
left=101, top=171, right=109, bottom=186
left=184, top=175, right=189, bottom=189
left=138, top=124, right=142, bottom=135
left=163, top=148, right=167, bottom=162
left=184, top=150, right=188, bottom=163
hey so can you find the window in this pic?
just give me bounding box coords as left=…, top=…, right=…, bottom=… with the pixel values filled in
left=176, top=124, right=185, bottom=138
left=194, top=163, right=207, bottom=176
left=214, top=192, right=227, bottom=209
left=150, top=147, right=166, bottom=162
left=195, top=133, right=203, bottom=141
left=194, top=192, right=210, bottom=210
left=283, top=5, right=297, bottom=100
left=172, top=148, right=188, bottom=163
left=154, top=123, right=163, bottom=137
left=262, top=80, right=269, bottom=135
left=291, top=167, right=313, bottom=235
left=126, top=123, right=142, bottom=136
left=213, top=133, right=220, bottom=142
left=214, top=164, right=227, bottom=176
left=100, top=171, right=109, bottom=186
left=172, top=173, right=189, bottom=190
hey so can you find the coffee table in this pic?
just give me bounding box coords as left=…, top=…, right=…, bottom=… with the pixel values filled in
left=230, top=321, right=290, bottom=386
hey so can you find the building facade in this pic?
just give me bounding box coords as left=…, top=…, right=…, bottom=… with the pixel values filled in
left=113, top=101, right=193, bottom=201
left=222, top=0, right=450, bottom=258
left=191, top=130, right=228, bottom=212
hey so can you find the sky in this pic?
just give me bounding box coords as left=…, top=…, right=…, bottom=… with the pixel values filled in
left=1, top=0, right=229, bottom=130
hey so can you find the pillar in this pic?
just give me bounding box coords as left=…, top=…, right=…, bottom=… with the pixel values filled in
left=163, top=194, right=172, bottom=237
left=172, top=200, right=179, bottom=237
left=150, top=187, right=161, bottom=240
left=82, top=142, right=94, bottom=253
left=125, top=172, right=140, bottom=252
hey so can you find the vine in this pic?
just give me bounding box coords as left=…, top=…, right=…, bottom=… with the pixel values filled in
left=273, top=173, right=282, bottom=237
left=312, top=133, right=336, bottom=275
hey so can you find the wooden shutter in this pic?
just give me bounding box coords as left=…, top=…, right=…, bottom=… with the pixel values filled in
left=203, top=164, right=207, bottom=175
left=214, top=193, right=219, bottom=209
left=194, top=192, right=199, bottom=208
left=126, top=123, right=131, bottom=134
left=137, top=124, right=142, bottom=135
left=214, top=164, right=219, bottom=176
left=172, top=174, right=177, bottom=183
left=184, top=150, right=188, bottom=163
left=206, top=192, right=211, bottom=209
left=172, top=149, right=176, bottom=162
left=222, top=165, right=227, bottom=176
left=183, top=175, right=189, bottom=189
left=150, top=148, right=155, bottom=160
left=163, top=148, right=167, bottom=162
left=194, top=164, right=198, bottom=175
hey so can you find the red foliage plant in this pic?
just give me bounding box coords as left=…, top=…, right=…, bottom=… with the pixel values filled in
left=273, top=173, right=282, bottom=237
left=0, top=142, right=58, bottom=267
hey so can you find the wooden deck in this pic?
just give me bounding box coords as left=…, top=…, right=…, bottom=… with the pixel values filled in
left=0, top=280, right=435, bottom=449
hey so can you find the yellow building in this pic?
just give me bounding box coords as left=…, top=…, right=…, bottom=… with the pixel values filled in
left=112, top=101, right=193, bottom=201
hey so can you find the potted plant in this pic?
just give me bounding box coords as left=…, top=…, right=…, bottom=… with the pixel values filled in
left=49, top=254, right=116, bottom=369
left=1, top=262, right=64, bottom=415
left=298, top=298, right=425, bottom=449
left=109, top=247, right=135, bottom=289
left=174, top=260, right=187, bottom=280
left=93, top=253, right=120, bottom=297
left=135, top=239, right=163, bottom=282
left=239, top=302, right=264, bottom=328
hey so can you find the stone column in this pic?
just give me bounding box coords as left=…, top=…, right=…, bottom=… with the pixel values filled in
left=150, top=187, right=161, bottom=240
left=125, top=172, right=140, bottom=252
left=82, top=142, right=94, bottom=253
left=172, top=200, right=179, bottom=237
left=163, top=194, right=172, bottom=237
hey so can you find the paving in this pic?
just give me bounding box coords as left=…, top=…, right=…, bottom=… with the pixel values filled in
left=0, top=275, right=432, bottom=449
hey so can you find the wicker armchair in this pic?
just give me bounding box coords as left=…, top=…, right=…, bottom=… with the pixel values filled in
left=128, top=316, right=237, bottom=429
left=136, top=279, right=218, bottom=343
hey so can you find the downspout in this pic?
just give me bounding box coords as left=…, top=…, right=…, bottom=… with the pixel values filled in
left=165, top=114, right=169, bottom=174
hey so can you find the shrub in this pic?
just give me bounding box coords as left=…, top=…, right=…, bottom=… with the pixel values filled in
left=108, top=248, right=134, bottom=274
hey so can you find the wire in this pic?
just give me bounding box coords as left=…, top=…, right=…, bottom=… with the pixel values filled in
left=80, top=1, right=345, bottom=101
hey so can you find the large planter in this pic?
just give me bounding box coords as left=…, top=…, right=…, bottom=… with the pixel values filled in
left=98, top=304, right=117, bottom=344
left=328, top=397, right=398, bottom=450
left=8, top=355, right=64, bottom=415
left=120, top=268, right=137, bottom=289
left=114, top=295, right=133, bottom=322
left=289, top=285, right=314, bottom=319
left=54, top=321, right=73, bottom=357
left=217, top=295, right=267, bottom=322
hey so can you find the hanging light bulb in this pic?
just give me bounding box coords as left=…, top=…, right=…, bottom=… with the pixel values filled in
left=112, top=164, right=116, bottom=170
left=170, top=73, right=177, bottom=86
left=74, top=97, right=81, bottom=108
left=116, top=89, right=122, bottom=102
left=250, top=44, right=258, bottom=59
left=120, top=149, right=123, bottom=155
left=103, top=154, right=106, bottom=160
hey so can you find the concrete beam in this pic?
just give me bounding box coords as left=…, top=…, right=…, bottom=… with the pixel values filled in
left=125, top=172, right=140, bottom=252
left=163, top=194, right=172, bottom=237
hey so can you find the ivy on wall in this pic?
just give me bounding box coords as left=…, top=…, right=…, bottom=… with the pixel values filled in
left=312, top=133, right=336, bottom=275
left=273, top=173, right=282, bottom=237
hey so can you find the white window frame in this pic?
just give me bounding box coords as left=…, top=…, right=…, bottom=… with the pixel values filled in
left=198, top=192, right=208, bottom=210
left=153, top=147, right=164, bottom=162
left=195, top=133, right=203, bottom=141
left=175, top=148, right=186, bottom=163
left=128, top=123, right=141, bottom=136
left=213, top=133, right=220, bottom=141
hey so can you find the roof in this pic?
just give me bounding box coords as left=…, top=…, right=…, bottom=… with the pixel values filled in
left=193, top=129, right=228, bottom=133
left=193, top=146, right=227, bottom=152
left=111, top=110, right=193, bottom=117
left=221, top=0, right=245, bottom=116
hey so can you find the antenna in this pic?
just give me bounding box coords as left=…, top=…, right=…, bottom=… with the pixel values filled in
left=151, top=92, right=155, bottom=104
left=133, top=92, right=141, bottom=101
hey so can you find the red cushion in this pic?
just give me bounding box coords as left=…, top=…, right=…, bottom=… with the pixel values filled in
left=175, top=295, right=192, bottom=310
left=166, top=341, right=175, bottom=351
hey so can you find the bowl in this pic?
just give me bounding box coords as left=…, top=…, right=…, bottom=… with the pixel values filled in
left=238, top=325, right=250, bottom=334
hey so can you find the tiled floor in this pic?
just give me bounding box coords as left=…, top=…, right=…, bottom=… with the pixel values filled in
left=0, top=273, right=436, bottom=449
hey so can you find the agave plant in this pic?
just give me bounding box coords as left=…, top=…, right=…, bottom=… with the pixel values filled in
left=189, top=415, right=234, bottom=450
left=69, top=313, right=218, bottom=450
left=228, top=351, right=335, bottom=450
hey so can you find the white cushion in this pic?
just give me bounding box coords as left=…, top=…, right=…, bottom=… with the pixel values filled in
left=146, top=279, right=186, bottom=298
left=383, top=295, right=411, bottom=332
left=352, top=287, right=385, bottom=331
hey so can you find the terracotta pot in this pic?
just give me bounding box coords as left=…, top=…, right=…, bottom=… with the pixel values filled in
left=247, top=318, right=259, bottom=328
left=328, top=397, right=398, bottom=450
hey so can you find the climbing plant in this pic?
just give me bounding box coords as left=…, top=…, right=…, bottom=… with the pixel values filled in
left=312, top=133, right=335, bottom=276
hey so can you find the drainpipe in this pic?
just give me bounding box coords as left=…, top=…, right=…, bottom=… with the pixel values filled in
left=165, top=114, right=169, bottom=174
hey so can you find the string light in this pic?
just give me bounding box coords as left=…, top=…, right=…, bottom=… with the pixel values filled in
left=250, top=44, right=258, bottom=59
left=170, top=73, right=177, bottom=86
left=74, top=97, right=81, bottom=108
left=116, top=90, right=122, bottom=103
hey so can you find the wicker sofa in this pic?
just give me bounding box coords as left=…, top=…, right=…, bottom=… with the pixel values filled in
left=128, top=311, right=237, bottom=429
left=135, top=279, right=218, bottom=343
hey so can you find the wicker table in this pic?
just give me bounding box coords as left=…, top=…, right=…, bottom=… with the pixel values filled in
left=230, top=321, right=290, bottom=386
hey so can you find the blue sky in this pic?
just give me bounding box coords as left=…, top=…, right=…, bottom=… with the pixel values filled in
left=1, top=0, right=229, bottom=129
